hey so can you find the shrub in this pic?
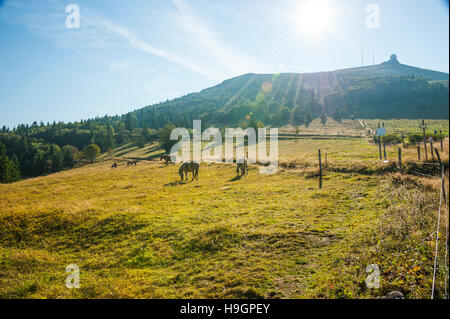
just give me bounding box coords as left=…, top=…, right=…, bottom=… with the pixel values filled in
left=83, top=144, right=101, bottom=163
left=408, top=133, right=423, bottom=145
left=61, top=145, right=79, bottom=168
left=372, top=133, right=402, bottom=145
left=408, top=133, right=445, bottom=145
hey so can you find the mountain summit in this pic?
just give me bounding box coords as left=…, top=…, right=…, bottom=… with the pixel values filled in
left=333, top=54, right=448, bottom=80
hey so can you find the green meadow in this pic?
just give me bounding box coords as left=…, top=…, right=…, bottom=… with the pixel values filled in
left=0, top=119, right=448, bottom=299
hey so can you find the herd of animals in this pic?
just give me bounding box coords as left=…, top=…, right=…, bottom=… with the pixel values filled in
left=110, top=155, right=248, bottom=181
left=111, top=160, right=136, bottom=169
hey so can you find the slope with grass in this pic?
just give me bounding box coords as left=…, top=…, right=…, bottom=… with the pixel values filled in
left=1, top=120, right=448, bottom=299
left=0, top=157, right=384, bottom=298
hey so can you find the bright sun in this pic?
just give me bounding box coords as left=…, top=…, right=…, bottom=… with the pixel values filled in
left=294, top=0, right=335, bottom=38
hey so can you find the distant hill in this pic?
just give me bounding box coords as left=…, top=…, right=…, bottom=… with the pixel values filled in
left=130, top=54, right=448, bottom=127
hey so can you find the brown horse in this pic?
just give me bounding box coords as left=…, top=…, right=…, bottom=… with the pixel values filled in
left=236, top=158, right=248, bottom=176
left=179, top=162, right=199, bottom=181
left=160, top=155, right=174, bottom=165
left=111, top=162, right=118, bottom=169
left=127, top=160, right=137, bottom=166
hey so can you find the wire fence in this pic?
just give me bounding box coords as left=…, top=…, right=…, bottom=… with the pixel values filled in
left=444, top=180, right=449, bottom=299
left=430, top=164, right=449, bottom=299
left=431, top=166, right=444, bottom=299
left=317, top=142, right=449, bottom=298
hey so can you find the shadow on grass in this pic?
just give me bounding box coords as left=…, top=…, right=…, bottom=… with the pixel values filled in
left=164, top=180, right=201, bottom=187
left=228, top=175, right=242, bottom=182
left=164, top=180, right=184, bottom=187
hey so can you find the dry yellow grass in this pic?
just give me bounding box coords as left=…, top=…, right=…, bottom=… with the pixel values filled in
left=0, top=119, right=448, bottom=299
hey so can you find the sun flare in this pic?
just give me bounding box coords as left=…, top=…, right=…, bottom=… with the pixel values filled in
left=294, top=0, right=335, bottom=38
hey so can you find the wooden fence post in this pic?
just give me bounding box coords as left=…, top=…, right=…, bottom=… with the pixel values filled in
left=383, top=136, right=387, bottom=160
left=325, top=152, right=328, bottom=168
left=422, top=120, right=428, bottom=160
left=434, top=148, right=447, bottom=203
left=417, top=146, right=421, bottom=161
left=378, top=138, right=382, bottom=160
left=435, top=148, right=442, bottom=170
left=430, top=139, right=434, bottom=160
left=398, top=148, right=402, bottom=171
left=424, top=138, right=428, bottom=160
left=318, top=149, right=322, bottom=189
left=377, top=123, right=382, bottom=160
left=440, top=131, right=444, bottom=152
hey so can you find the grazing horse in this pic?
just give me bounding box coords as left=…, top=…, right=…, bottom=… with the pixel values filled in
left=111, top=162, right=118, bottom=169
left=236, top=158, right=248, bottom=176
left=127, top=160, right=137, bottom=166
left=160, top=155, right=175, bottom=165
left=179, top=162, right=199, bottom=181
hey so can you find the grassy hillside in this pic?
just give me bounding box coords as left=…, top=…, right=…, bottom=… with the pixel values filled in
left=129, top=55, right=449, bottom=128
left=1, top=120, right=448, bottom=299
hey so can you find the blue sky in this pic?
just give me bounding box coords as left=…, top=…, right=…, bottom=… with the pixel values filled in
left=0, top=0, right=449, bottom=128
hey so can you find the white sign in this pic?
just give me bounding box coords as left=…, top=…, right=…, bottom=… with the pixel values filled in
left=376, top=127, right=386, bottom=136
left=419, top=123, right=427, bottom=130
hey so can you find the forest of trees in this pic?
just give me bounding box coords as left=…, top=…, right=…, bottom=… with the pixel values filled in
left=0, top=74, right=448, bottom=183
